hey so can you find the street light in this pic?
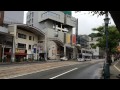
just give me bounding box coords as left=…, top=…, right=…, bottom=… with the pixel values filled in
left=104, top=11, right=110, bottom=79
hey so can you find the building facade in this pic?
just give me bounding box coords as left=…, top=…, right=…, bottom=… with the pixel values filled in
left=89, top=37, right=105, bottom=59
left=3, top=11, right=24, bottom=24
left=6, top=24, right=45, bottom=62
left=26, top=11, right=77, bottom=60
left=77, top=35, right=89, bottom=49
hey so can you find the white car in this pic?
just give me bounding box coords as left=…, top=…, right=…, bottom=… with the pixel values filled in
left=77, top=58, right=85, bottom=62
left=60, top=57, right=68, bottom=61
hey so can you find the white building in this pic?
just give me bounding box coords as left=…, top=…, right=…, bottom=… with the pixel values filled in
left=7, top=24, right=45, bottom=62
left=26, top=11, right=77, bottom=60
left=0, top=11, right=24, bottom=62
left=89, top=37, right=104, bottom=59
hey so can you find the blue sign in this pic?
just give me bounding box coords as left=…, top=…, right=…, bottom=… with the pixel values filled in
left=33, top=48, right=36, bottom=53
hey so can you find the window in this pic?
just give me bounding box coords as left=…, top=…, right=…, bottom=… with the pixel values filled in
left=28, top=45, right=31, bottom=50
left=32, top=18, right=33, bottom=23
left=33, top=36, right=34, bottom=41
left=18, top=33, right=26, bottom=39
left=32, top=12, right=34, bottom=17
left=18, top=43, right=26, bottom=49
left=29, top=36, right=32, bottom=40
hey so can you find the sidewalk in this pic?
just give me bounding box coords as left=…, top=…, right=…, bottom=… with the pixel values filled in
left=110, top=60, right=120, bottom=79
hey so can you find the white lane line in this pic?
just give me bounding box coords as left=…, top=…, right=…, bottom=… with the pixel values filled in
left=49, top=68, right=78, bottom=79
left=113, top=61, right=120, bottom=72
left=2, top=64, right=79, bottom=79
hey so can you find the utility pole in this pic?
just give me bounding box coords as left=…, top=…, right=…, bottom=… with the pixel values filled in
left=76, top=18, right=78, bottom=44
left=104, top=11, right=110, bottom=79
left=45, top=30, right=48, bottom=61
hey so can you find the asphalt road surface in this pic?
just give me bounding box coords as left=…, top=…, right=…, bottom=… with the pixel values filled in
left=12, top=60, right=103, bottom=79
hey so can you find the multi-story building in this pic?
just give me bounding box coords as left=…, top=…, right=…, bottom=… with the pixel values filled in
left=3, top=11, right=24, bottom=24
left=77, top=35, right=89, bottom=49
left=7, top=24, right=45, bottom=62
left=26, top=11, right=77, bottom=60
left=89, top=37, right=105, bottom=59
left=0, top=11, right=50, bottom=62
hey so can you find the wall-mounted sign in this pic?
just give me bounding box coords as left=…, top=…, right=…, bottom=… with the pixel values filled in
left=72, top=34, right=76, bottom=45
left=16, top=49, right=26, bottom=53
left=66, top=33, right=71, bottom=44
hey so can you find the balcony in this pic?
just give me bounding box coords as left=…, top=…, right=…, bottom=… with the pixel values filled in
left=64, top=14, right=77, bottom=27
left=38, top=11, right=64, bottom=23
left=46, top=28, right=64, bottom=43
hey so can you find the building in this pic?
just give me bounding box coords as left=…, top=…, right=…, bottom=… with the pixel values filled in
left=0, top=11, right=24, bottom=62
left=89, top=37, right=105, bottom=59
left=3, top=11, right=24, bottom=24
left=7, top=24, right=45, bottom=62
left=26, top=11, right=77, bottom=60
left=77, top=35, right=89, bottom=49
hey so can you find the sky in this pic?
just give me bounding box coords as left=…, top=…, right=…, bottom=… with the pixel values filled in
left=24, top=11, right=115, bottom=35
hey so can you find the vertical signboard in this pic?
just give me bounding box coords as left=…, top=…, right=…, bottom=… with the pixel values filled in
left=66, top=33, right=71, bottom=44
left=72, top=34, right=76, bottom=45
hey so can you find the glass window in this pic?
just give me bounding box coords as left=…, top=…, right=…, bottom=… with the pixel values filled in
left=28, top=45, right=31, bottom=49
left=32, top=12, right=34, bottom=17
left=18, top=33, right=26, bottom=39
left=33, top=36, right=34, bottom=41
left=29, top=36, right=32, bottom=40
left=32, top=18, right=33, bottom=23
left=18, top=43, right=26, bottom=49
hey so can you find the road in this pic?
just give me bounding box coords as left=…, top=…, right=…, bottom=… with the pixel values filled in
left=12, top=60, right=104, bottom=79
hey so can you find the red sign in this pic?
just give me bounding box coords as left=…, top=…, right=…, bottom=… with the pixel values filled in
left=72, top=34, right=76, bottom=45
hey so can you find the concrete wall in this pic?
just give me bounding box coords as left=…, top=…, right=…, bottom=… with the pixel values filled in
left=4, top=11, right=24, bottom=24
left=46, top=28, right=64, bottom=43
left=47, top=41, right=58, bottom=60
left=38, top=11, right=64, bottom=23
left=65, top=14, right=77, bottom=27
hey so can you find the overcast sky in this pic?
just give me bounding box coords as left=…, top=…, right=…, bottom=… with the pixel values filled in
left=24, top=11, right=115, bottom=35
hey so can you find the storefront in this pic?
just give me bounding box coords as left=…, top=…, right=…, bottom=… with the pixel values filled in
left=0, top=32, right=13, bottom=62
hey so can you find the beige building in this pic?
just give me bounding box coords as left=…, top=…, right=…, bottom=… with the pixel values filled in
left=7, top=24, right=45, bottom=62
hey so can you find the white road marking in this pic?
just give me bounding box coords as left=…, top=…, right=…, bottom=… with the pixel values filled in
left=113, top=61, right=120, bottom=72
left=49, top=68, right=78, bottom=79
left=2, top=64, right=79, bottom=79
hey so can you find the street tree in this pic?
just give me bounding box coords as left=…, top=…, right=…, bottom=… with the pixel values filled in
left=90, top=25, right=120, bottom=63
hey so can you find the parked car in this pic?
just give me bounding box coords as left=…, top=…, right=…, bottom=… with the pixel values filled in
left=60, top=57, right=68, bottom=61
left=77, top=58, right=85, bottom=62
